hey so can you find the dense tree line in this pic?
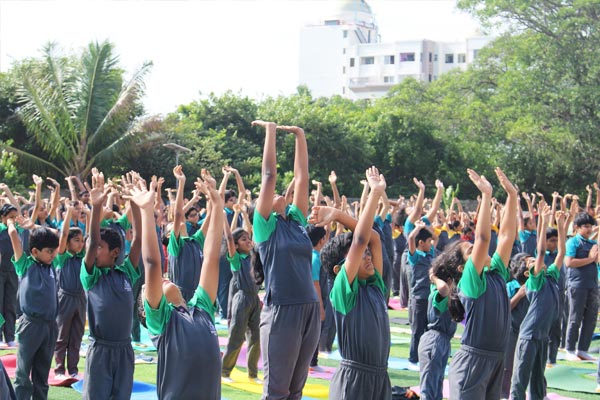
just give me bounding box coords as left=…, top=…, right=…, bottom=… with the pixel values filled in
left=1, top=0, right=599, bottom=199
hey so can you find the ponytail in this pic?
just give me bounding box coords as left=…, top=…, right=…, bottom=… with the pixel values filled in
left=251, top=247, right=265, bottom=286
left=448, top=285, right=465, bottom=323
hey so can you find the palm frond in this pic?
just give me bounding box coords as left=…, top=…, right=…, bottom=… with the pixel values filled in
left=87, top=60, right=152, bottom=150
left=0, top=143, right=67, bottom=176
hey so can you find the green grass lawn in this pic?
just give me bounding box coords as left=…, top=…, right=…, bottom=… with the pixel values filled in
left=1, top=309, right=598, bottom=399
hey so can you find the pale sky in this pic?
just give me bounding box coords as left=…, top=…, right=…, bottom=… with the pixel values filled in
left=0, top=0, right=482, bottom=116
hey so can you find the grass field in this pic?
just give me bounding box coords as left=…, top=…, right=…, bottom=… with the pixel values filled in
left=1, top=308, right=598, bottom=399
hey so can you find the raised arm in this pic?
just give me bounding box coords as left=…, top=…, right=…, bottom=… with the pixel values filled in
left=554, top=211, right=568, bottom=269
left=408, top=220, right=427, bottom=256
left=495, top=168, right=518, bottom=267
left=328, top=171, right=341, bottom=209
left=253, top=120, right=277, bottom=219
left=6, top=217, right=23, bottom=261
left=408, top=178, right=425, bottom=224
left=228, top=167, right=247, bottom=207
left=128, top=196, right=142, bottom=270
left=223, top=210, right=237, bottom=259
left=196, top=171, right=225, bottom=303
left=0, top=183, right=19, bottom=208
left=31, top=174, right=44, bottom=223
left=312, top=180, right=323, bottom=209
left=83, top=169, right=110, bottom=273
left=218, top=167, right=232, bottom=199
left=172, top=165, right=186, bottom=239
left=344, top=167, right=386, bottom=284
left=278, top=125, right=309, bottom=216
left=586, top=185, right=593, bottom=212
left=426, top=179, right=444, bottom=222
left=358, top=179, right=368, bottom=218
left=57, top=204, right=74, bottom=254
left=534, top=205, right=552, bottom=276
left=467, top=169, right=493, bottom=274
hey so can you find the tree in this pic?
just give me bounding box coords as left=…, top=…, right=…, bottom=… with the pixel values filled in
left=1, top=40, right=153, bottom=179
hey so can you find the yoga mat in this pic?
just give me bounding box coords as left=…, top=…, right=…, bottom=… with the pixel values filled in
left=224, top=368, right=329, bottom=398
left=390, top=317, right=410, bottom=326
left=135, top=353, right=156, bottom=364
left=308, top=365, right=336, bottom=380
left=388, top=297, right=405, bottom=310
left=72, top=379, right=159, bottom=400
left=409, top=381, right=578, bottom=400
left=556, top=352, right=596, bottom=363
left=0, top=354, right=79, bottom=387
left=132, top=327, right=157, bottom=352
left=545, top=364, right=599, bottom=393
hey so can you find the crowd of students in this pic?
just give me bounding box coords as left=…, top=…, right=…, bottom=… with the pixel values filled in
left=0, top=120, right=599, bottom=400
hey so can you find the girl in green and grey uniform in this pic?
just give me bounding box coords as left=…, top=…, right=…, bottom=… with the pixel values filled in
left=221, top=225, right=261, bottom=382
left=447, top=168, right=518, bottom=400
left=310, top=166, right=390, bottom=400
left=53, top=203, right=86, bottom=379
left=252, top=121, right=320, bottom=400
left=81, top=169, right=141, bottom=400
left=417, top=242, right=461, bottom=400
left=510, top=208, right=568, bottom=400
left=135, top=169, right=224, bottom=400
left=0, top=312, right=15, bottom=400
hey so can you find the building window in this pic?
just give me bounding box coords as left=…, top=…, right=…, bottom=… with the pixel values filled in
left=429, top=52, right=432, bottom=62
left=457, top=53, right=466, bottom=63
left=384, top=76, right=394, bottom=83
left=428, top=74, right=432, bottom=82
left=445, top=54, right=454, bottom=63
left=350, top=58, right=355, bottom=67
left=343, top=30, right=348, bottom=38
left=343, top=48, right=346, bottom=54
left=473, top=49, right=479, bottom=59
left=400, top=52, right=415, bottom=62
left=434, top=54, right=438, bottom=62
left=342, top=87, right=346, bottom=94
left=360, top=56, right=375, bottom=65
left=384, top=55, right=395, bottom=64
left=325, top=20, right=339, bottom=25
left=342, top=66, right=346, bottom=74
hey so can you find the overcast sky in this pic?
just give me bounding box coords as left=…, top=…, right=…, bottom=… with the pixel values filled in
left=0, top=0, right=482, bottom=115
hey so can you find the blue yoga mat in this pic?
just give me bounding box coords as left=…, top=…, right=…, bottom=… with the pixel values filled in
left=72, top=380, right=230, bottom=400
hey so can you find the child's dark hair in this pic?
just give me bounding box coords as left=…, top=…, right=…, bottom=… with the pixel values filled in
left=320, top=232, right=354, bottom=279
left=573, top=212, right=597, bottom=227
left=68, top=227, right=83, bottom=242
left=306, top=225, right=326, bottom=247
left=185, top=207, right=198, bottom=219
left=510, top=252, right=530, bottom=285
left=137, top=290, right=147, bottom=329
left=250, top=247, right=264, bottom=285
left=393, top=209, right=407, bottom=228
left=432, top=241, right=467, bottom=323
left=224, top=189, right=237, bottom=203
left=415, top=228, right=433, bottom=246
left=232, top=228, right=248, bottom=246
left=546, top=227, right=558, bottom=240
left=29, top=226, right=59, bottom=252
left=100, top=227, right=122, bottom=251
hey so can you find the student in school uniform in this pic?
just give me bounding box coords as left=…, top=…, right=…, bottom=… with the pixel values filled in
left=80, top=169, right=141, bottom=400
left=221, top=224, right=261, bottom=383
left=135, top=171, right=224, bottom=400
left=251, top=121, right=320, bottom=400
left=418, top=243, right=460, bottom=400
left=53, top=203, right=87, bottom=379
left=564, top=211, right=599, bottom=361
left=510, top=208, right=568, bottom=400
left=447, top=168, right=518, bottom=400
left=7, top=217, right=59, bottom=399
left=310, top=166, right=390, bottom=400
left=0, top=203, right=19, bottom=348
left=545, top=226, right=568, bottom=366
left=0, top=311, right=16, bottom=400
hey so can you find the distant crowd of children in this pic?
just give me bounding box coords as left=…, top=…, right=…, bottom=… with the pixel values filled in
left=1, top=120, right=600, bottom=400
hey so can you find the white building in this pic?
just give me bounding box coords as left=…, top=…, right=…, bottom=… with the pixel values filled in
left=299, top=0, right=493, bottom=100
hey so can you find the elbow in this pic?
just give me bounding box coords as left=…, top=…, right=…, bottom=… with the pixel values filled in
left=475, top=231, right=490, bottom=243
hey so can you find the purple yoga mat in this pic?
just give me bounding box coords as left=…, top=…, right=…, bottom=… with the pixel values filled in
left=219, top=336, right=336, bottom=380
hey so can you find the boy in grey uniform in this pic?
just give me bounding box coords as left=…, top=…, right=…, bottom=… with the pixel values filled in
left=81, top=169, right=141, bottom=400
left=311, top=166, right=390, bottom=400
left=0, top=204, right=19, bottom=348
left=7, top=219, right=59, bottom=400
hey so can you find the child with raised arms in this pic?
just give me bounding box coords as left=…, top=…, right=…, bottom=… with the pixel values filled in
left=135, top=170, right=224, bottom=399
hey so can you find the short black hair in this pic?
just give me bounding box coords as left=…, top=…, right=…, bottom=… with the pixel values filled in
left=0, top=204, right=17, bottom=217
left=224, top=189, right=237, bottom=202
left=306, top=225, right=326, bottom=247
left=393, top=209, right=407, bottom=228
left=510, top=252, right=531, bottom=285
left=415, top=228, right=433, bottom=245
left=68, top=227, right=84, bottom=242
left=100, top=227, right=122, bottom=251
left=185, top=207, right=198, bottom=218
left=546, top=227, right=558, bottom=240
left=29, top=226, right=59, bottom=252
left=573, top=212, right=597, bottom=228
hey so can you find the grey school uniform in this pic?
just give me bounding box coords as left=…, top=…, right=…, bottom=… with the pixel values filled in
left=449, top=252, right=510, bottom=400
left=13, top=255, right=58, bottom=400
left=167, top=230, right=204, bottom=302
left=0, top=314, right=15, bottom=400
left=565, top=234, right=598, bottom=353
left=254, top=205, right=320, bottom=400
left=545, top=250, right=566, bottom=364
left=145, top=286, right=221, bottom=400
left=501, top=280, right=530, bottom=399
left=53, top=251, right=86, bottom=376
left=81, top=259, right=139, bottom=400
left=0, top=225, right=18, bottom=343
left=407, top=246, right=434, bottom=363
left=418, top=287, right=457, bottom=400
left=222, top=251, right=261, bottom=378
left=392, top=230, right=407, bottom=296
left=217, top=210, right=243, bottom=320
left=519, top=230, right=537, bottom=257
left=510, top=264, right=560, bottom=400
left=329, top=268, right=391, bottom=400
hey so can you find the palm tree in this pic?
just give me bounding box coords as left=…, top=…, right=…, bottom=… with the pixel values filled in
left=3, top=40, right=153, bottom=178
